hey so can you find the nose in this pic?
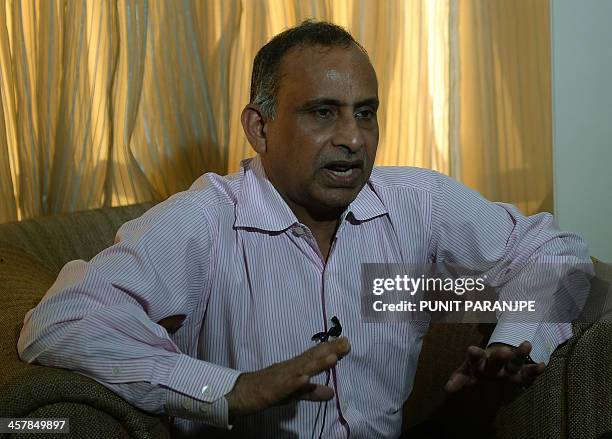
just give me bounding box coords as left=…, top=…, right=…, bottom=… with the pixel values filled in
left=331, top=114, right=365, bottom=153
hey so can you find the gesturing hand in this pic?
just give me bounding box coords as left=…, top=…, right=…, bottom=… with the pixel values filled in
left=225, top=337, right=351, bottom=418
left=445, top=341, right=545, bottom=393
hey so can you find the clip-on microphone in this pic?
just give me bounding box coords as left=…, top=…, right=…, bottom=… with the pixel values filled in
left=311, top=316, right=342, bottom=343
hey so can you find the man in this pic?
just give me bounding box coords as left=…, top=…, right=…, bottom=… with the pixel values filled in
left=18, top=21, right=591, bottom=438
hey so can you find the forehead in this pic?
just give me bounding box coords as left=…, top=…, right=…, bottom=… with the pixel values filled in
left=276, top=44, right=378, bottom=104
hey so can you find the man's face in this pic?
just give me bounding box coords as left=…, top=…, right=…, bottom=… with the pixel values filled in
left=261, top=44, right=379, bottom=220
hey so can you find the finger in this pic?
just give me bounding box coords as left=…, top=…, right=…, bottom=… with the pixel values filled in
left=299, top=338, right=350, bottom=376
left=299, top=352, right=339, bottom=377
left=263, top=373, right=312, bottom=409
left=509, top=370, right=526, bottom=385
left=506, top=341, right=532, bottom=373
left=520, top=362, right=546, bottom=384
left=505, top=355, right=524, bottom=375
left=328, top=337, right=351, bottom=357
left=444, top=347, right=484, bottom=392
left=445, top=369, right=473, bottom=393
left=505, top=349, right=530, bottom=375
left=514, top=341, right=533, bottom=359
left=296, top=383, right=335, bottom=401
left=466, top=345, right=486, bottom=370
left=484, top=345, right=513, bottom=377
left=277, top=373, right=311, bottom=401
left=301, top=337, right=350, bottom=362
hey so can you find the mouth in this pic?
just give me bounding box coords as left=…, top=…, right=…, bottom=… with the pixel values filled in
left=321, top=160, right=364, bottom=186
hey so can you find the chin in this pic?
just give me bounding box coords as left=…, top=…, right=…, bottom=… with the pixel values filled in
left=319, top=189, right=360, bottom=210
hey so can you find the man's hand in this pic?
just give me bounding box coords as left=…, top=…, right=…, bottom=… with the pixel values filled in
left=445, top=341, right=545, bottom=393
left=225, top=337, right=351, bottom=417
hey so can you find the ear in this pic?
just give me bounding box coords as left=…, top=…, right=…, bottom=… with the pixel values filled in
left=241, top=105, right=268, bottom=154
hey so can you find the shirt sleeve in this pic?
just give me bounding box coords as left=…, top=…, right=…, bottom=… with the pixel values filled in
left=429, top=172, right=594, bottom=364
left=17, top=194, right=241, bottom=428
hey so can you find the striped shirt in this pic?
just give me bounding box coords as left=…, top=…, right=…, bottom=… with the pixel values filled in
left=18, top=155, right=592, bottom=438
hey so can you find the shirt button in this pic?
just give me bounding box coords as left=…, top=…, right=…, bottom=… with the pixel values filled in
left=201, top=385, right=211, bottom=396
left=292, top=226, right=305, bottom=237
left=182, top=399, right=192, bottom=410
left=199, top=404, right=210, bottom=414
left=112, top=366, right=120, bottom=375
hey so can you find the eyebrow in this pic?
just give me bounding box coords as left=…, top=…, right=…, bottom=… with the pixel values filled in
left=300, top=97, right=379, bottom=109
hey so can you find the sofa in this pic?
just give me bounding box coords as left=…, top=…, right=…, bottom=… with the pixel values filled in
left=0, top=203, right=610, bottom=438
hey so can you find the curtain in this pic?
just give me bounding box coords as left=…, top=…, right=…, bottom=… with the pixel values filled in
left=457, top=0, right=553, bottom=215
left=0, top=0, right=551, bottom=223
left=0, top=0, right=240, bottom=221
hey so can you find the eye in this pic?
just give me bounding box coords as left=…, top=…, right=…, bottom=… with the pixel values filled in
left=313, top=108, right=333, bottom=119
left=356, top=109, right=375, bottom=119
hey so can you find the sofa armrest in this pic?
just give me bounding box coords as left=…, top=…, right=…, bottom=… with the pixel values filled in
left=0, top=358, right=170, bottom=439
left=0, top=244, right=170, bottom=439
left=566, top=323, right=612, bottom=439
left=489, top=339, right=571, bottom=439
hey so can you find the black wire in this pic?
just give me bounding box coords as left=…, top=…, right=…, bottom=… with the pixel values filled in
left=311, top=399, right=323, bottom=439
left=310, top=368, right=332, bottom=439
left=318, top=370, right=332, bottom=439
left=318, top=400, right=329, bottom=439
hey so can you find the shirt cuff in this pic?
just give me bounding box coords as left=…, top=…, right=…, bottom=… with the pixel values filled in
left=162, top=354, right=242, bottom=428
left=487, top=321, right=573, bottom=365
left=167, top=392, right=232, bottom=429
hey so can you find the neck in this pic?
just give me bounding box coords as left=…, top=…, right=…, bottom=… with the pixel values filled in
left=285, top=197, right=343, bottom=229
left=286, top=200, right=344, bottom=262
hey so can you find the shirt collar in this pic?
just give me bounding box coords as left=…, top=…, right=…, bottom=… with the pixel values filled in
left=234, top=156, right=298, bottom=231
left=234, top=155, right=388, bottom=231
left=346, top=179, right=388, bottom=222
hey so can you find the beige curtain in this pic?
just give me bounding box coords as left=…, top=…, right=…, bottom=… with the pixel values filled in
left=0, top=0, right=240, bottom=222
left=457, top=0, right=553, bottom=214
left=0, top=0, right=551, bottom=223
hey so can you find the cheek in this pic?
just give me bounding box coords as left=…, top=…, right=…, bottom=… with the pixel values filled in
left=366, top=129, right=379, bottom=155
left=291, top=137, right=327, bottom=166
left=272, top=119, right=336, bottom=170
left=293, top=117, right=332, bottom=144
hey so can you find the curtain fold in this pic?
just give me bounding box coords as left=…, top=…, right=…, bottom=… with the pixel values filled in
left=0, top=0, right=552, bottom=223
left=458, top=0, right=553, bottom=214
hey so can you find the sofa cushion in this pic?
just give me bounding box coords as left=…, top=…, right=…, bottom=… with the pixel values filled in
left=0, top=203, right=154, bottom=273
